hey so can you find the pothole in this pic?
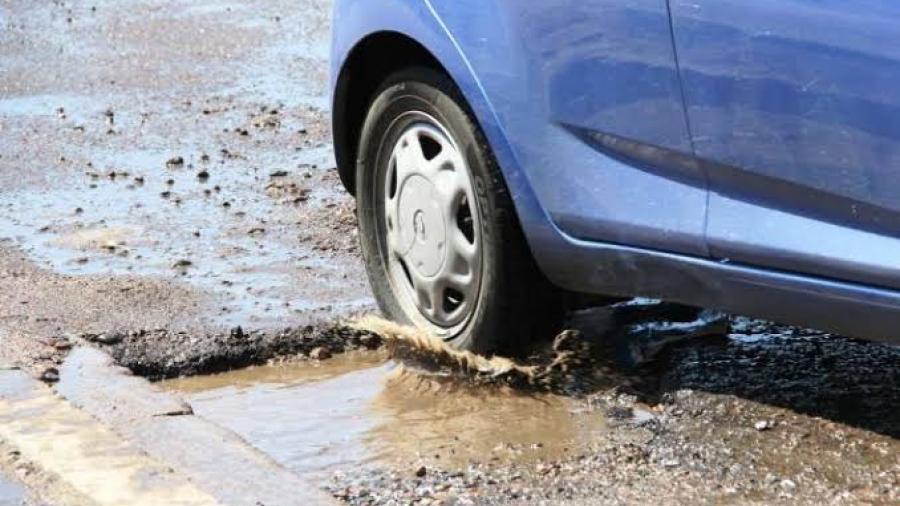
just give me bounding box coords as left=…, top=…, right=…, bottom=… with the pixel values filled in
left=100, top=299, right=900, bottom=505
left=161, top=349, right=610, bottom=481
left=156, top=301, right=728, bottom=481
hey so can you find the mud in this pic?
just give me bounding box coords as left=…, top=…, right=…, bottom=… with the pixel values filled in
left=165, top=350, right=609, bottom=478
left=157, top=311, right=899, bottom=505
left=356, top=303, right=728, bottom=395
left=325, top=320, right=900, bottom=505
left=102, top=300, right=717, bottom=386
left=0, top=242, right=206, bottom=378
left=104, top=323, right=381, bottom=380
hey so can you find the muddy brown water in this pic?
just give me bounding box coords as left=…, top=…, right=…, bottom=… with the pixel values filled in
left=163, top=350, right=609, bottom=479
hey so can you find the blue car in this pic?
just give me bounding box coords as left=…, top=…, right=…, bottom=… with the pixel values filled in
left=330, top=0, right=900, bottom=352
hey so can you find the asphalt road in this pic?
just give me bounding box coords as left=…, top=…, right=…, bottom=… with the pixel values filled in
left=0, top=1, right=897, bottom=505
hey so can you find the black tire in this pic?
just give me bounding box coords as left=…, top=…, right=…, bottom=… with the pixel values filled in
left=355, top=66, right=562, bottom=354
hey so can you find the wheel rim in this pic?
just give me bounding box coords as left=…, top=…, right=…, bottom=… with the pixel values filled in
left=382, top=117, right=482, bottom=333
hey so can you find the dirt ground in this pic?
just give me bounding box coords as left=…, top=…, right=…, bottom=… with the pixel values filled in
left=0, top=1, right=897, bottom=505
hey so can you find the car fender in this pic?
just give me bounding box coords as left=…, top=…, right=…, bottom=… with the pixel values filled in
left=330, top=0, right=562, bottom=275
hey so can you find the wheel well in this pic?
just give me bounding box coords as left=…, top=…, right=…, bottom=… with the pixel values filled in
left=332, top=32, right=447, bottom=195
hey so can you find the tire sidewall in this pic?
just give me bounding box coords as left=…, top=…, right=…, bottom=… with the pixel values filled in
left=356, top=71, right=503, bottom=352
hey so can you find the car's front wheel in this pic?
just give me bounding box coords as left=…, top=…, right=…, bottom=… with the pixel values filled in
left=356, top=67, right=562, bottom=354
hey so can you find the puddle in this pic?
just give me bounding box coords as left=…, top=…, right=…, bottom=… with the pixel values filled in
left=0, top=141, right=372, bottom=326
left=0, top=0, right=367, bottom=328
left=0, top=93, right=97, bottom=119
left=0, top=475, right=22, bottom=506
left=155, top=305, right=736, bottom=480
left=163, top=351, right=607, bottom=480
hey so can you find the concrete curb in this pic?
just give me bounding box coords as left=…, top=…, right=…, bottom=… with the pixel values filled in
left=0, top=368, right=219, bottom=506
left=56, top=347, right=337, bottom=506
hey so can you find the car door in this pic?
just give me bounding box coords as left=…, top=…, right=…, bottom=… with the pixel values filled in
left=428, top=0, right=709, bottom=257
left=669, top=0, right=900, bottom=289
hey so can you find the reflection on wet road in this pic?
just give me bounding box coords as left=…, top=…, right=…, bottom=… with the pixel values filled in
left=164, top=312, right=900, bottom=504
left=0, top=474, right=22, bottom=506
left=164, top=351, right=608, bottom=478
left=0, top=143, right=371, bottom=327
left=0, top=0, right=371, bottom=330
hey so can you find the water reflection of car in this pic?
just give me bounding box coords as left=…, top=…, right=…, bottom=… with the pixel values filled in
left=330, top=0, right=900, bottom=352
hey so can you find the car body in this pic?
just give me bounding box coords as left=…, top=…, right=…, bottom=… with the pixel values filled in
left=331, top=0, right=900, bottom=345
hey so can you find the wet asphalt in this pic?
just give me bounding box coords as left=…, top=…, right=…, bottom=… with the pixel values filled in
left=0, top=0, right=897, bottom=505
left=0, top=473, right=24, bottom=506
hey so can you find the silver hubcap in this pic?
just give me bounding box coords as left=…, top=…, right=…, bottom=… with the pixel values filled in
left=384, top=120, right=481, bottom=331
